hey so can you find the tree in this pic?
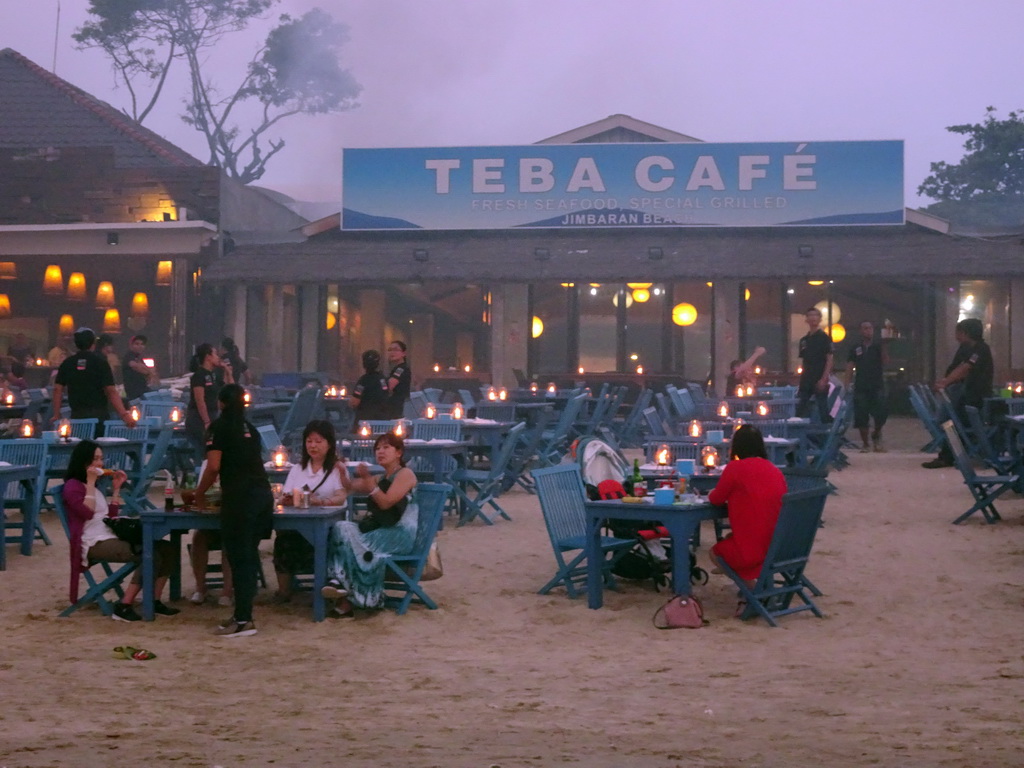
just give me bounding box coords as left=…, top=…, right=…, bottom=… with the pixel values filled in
left=75, top=0, right=361, bottom=183
left=918, top=107, right=1024, bottom=229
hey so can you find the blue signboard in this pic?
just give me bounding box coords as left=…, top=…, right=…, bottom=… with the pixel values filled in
left=340, top=141, right=903, bottom=230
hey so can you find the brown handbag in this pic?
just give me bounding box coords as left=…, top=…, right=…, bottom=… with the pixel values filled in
left=652, top=594, right=706, bottom=629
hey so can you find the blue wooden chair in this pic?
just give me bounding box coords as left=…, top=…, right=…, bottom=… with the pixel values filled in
left=964, top=406, right=1016, bottom=475
left=722, top=485, right=830, bottom=626
left=942, top=421, right=1016, bottom=525
left=908, top=384, right=945, bottom=453
left=535, top=393, right=588, bottom=467
left=279, top=386, right=323, bottom=450
left=411, top=420, right=462, bottom=441
left=532, top=464, right=634, bottom=599
left=457, top=389, right=477, bottom=414
left=452, top=422, right=525, bottom=526
left=382, top=482, right=450, bottom=614
left=641, top=406, right=673, bottom=440
left=473, top=402, right=514, bottom=422
left=256, top=424, right=282, bottom=459
left=52, top=484, right=138, bottom=617
left=614, top=388, right=653, bottom=448
left=0, top=438, right=50, bottom=547
left=121, top=426, right=176, bottom=515
left=643, top=439, right=701, bottom=464
left=357, top=420, right=400, bottom=436
left=69, top=418, right=98, bottom=440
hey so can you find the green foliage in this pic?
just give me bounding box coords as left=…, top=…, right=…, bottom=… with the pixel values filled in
left=918, top=107, right=1024, bottom=229
left=75, top=0, right=360, bottom=183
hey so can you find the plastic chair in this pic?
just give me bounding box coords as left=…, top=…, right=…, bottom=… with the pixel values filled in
left=452, top=422, right=525, bottom=526
left=942, top=421, right=1016, bottom=525
left=52, top=484, right=138, bottom=617
left=382, top=482, right=450, bottom=614
left=722, top=486, right=830, bottom=626
left=532, top=464, right=634, bottom=599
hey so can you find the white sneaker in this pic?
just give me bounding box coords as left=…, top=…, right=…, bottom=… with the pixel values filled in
left=190, top=591, right=208, bottom=605
left=214, top=619, right=257, bottom=638
left=218, top=595, right=234, bottom=607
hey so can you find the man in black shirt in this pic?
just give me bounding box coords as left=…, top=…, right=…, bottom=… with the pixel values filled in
left=923, top=318, right=994, bottom=468
left=796, top=308, right=834, bottom=423
left=845, top=321, right=889, bottom=452
left=351, top=349, right=391, bottom=421
left=385, top=340, right=412, bottom=420
left=51, top=327, right=134, bottom=435
left=122, top=334, right=157, bottom=402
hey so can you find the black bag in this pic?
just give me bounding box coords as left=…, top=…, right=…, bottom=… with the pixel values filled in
left=104, top=516, right=143, bottom=552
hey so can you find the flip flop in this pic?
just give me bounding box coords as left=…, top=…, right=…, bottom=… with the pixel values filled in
left=130, top=648, right=156, bottom=661
left=112, top=646, right=138, bottom=659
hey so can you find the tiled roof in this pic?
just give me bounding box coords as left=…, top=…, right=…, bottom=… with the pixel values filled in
left=0, top=48, right=204, bottom=168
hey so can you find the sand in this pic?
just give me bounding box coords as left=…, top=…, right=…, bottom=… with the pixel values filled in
left=1, top=416, right=1022, bottom=767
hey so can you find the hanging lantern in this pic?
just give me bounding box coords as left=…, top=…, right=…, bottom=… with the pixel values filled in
left=272, top=444, right=289, bottom=468
left=424, top=404, right=436, bottom=419
left=717, top=400, right=730, bottom=418
left=701, top=445, right=720, bottom=471
left=59, top=314, right=75, bottom=335
left=169, top=406, right=182, bottom=424
left=688, top=419, right=703, bottom=439
left=325, top=312, right=336, bottom=330
left=42, top=265, right=63, bottom=295
left=655, top=443, right=671, bottom=468
left=95, top=281, right=115, bottom=308
left=0, top=294, right=10, bottom=318
left=66, top=272, right=87, bottom=301
left=57, top=418, right=72, bottom=441
left=829, top=323, right=847, bottom=343
left=671, top=303, right=698, bottom=326
left=358, top=422, right=371, bottom=437
left=102, top=308, right=121, bottom=334
left=632, top=288, right=650, bottom=303
left=20, top=419, right=34, bottom=438
left=131, top=292, right=149, bottom=318
left=452, top=402, right=464, bottom=419
left=735, top=385, right=745, bottom=398
left=155, top=261, right=173, bottom=286
left=756, top=401, right=769, bottom=417
left=0, top=262, right=16, bottom=280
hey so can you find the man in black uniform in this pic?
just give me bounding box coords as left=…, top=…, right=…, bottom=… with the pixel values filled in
left=122, top=334, right=156, bottom=402
left=51, top=327, right=134, bottom=435
left=923, top=317, right=993, bottom=468
left=385, top=340, right=411, bottom=420
left=796, top=308, right=834, bottom=423
left=351, top=349, right=391, bottom=421
left=845, top=321, right=889, bottom=452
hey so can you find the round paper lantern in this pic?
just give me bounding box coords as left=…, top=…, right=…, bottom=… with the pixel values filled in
left=814, top=300, right=841, bottom=324
left=672, top=303, right=698, bottom=326
left=531, top=316, right=544, bottom=338
left=829, top=323, right=846, bottom=342
left=631, top=288, right=651, bottom=303
left=626, top=282, right=652, bottom=290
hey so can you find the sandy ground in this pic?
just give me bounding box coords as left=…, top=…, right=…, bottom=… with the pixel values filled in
left=1, top=416, right=1023, bottom=768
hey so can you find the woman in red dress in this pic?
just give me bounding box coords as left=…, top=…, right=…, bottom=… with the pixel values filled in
left=708, top=425, right=787, bottom=605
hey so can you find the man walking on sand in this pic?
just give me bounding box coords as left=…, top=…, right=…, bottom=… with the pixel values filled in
left=845, top=321, right=889, bottom=452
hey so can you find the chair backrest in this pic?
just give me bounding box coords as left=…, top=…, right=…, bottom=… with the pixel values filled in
left=532, top=464, right=588, bottom=544
left=757, top=485, right=830, bottom=587
left=410, top=391, right=430, bottom=416
left=938, top=389, right=978, bottom=457
left=759, top=386, right=798, bottom=399
left=964, top=405, right=1002, bottom=468
left=256, top=424, right=281, bottom=456
left=280, top=386, right=323, bottom=438
left=140, top=400, right=180, bottom=424
left=69, top=418, right=98, bottom=440
left=0, top=438, right=48, bottom=503
left=51, top=482, right=73, bottom=539
left=942, top=420, right=977, bottom=481
left=484, top=422, right=526, bottom=481
left=457, top=389, right=477, bottom=411
left=357, top=420, right=400, bottom=436
left=810, top=399, right=851, bottom=471
left=763, top=398, right=799, bottom=419
left=642, top=407, right=669, bottom=438
left=908, top=385, right=945, bottom=442
left=103, top=422, right=150, bottom=442
left=687, top=382, right=708, bottom=405
left=410, top=483, right=449, bottom=555
left=511, top=368, right=529, bottom=388
left=474, top=403, right=516, bottom=422
left=422, top=387, right=443, bottom=403
left=654, top=393, right=676, bottom=431
left=411, top=420, right=463, bottom=441
left=781, top=466, right=831, bottom=492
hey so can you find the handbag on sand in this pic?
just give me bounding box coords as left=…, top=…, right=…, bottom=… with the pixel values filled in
left=652, top=594, right=706, bottom=629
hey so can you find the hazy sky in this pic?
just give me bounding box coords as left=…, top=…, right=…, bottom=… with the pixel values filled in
left=1, top=0, right=1020, bottom=206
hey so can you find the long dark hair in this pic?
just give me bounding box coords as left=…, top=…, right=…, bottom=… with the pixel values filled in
left=373, top=432, right=406, bottom=467
left=301, top=419, right=338, bottom=473
left=190, top=342, right=215, bottom=373
left=217, top=383, right=247, bottom=432
left=64, top=439, right=100, bottom=482
left=730, top=425, right=768, bottom=461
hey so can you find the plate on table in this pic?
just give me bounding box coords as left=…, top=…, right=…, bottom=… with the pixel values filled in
left=96, top=437, right=129, bottom=443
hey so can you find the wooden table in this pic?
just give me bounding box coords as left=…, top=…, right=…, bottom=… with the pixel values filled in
left=0, top=463, right=41, bottom=566
left=139, top=504, right=347, bottom=622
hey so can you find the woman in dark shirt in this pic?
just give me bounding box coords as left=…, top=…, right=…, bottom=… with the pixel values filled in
left=182, top=383, right=271, bottom=638
left=321, top=432, right=418, bottom=616
left=185, top=343, right=233, bottom=464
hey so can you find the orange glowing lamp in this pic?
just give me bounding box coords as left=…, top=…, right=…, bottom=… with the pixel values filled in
left=463, top=364, right=472, bottom=373
left=57, top=418, right=72, bottom=441
left=1016, top=382, right=1023, bottom=395
left=735, top=385, right=745, bottom=397
left=358, top=422, right=371, bottom=437
left=169, top=406, right=182, bottom=424
left=433, top=363, right=440, bottom=373
left=338, top=385, right=347, bottom=398
left=636, top=365, right=644, bottom=375
left=655, top=444, right=671, bottom=467
left=756, top=401, right=769, bottom=417
left=129, top=405, right=141, bottom=422
left=2, top=389, right=14, bottom=406
left=272, top=445, right=289, bottom=468
left=486, top=387, right=497, bottom=401
left=546, top=383, right=557, bottom=396
left=745, top=385, right=754, bottom=397
left=20, top=419, right=34, bottom=438
left=530, top=381, right=538, bottom=393
left=498, top=387, right=508, bottom=401
left=393, top=420, right=405, bottom=438
left=701, top=445, right=720, bottom=470
left=717, top=401, right=730, bottom=418
left=424, top=404, right=437, bottom=419
left=452, top=402, right=464, bottom=419
left=754, top=366, right=762, bottom=375
left=797, top=366, right=804, bottom=375
left=325, top=385, right=338, bottom=398
left=688, top=419, right=703, bottom=439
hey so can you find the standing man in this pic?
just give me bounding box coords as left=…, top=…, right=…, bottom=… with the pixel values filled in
left=845, top=321, right=889, bottom=452
left=122, top=334, right=158, bottom=402
left=385, top=340, right=411, bottom=420
left=51, top=327, right=135, bottom=434
left=922, top=318, right=993, bottom=469
left=796, top=307, right=834, bottom=423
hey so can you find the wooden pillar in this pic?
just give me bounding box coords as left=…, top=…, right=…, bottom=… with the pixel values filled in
left=298, top=284, right=320, bottom=372
left=712, top=279, right=741, bottom=397
left=266, top=284, right=285, bottom=373
left=491, top=283, right=528, bottom=388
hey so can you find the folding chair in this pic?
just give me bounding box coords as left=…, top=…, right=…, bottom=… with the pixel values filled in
left=532, top=464, right=634, bottom=599
left=69, top=418, right=99, bottom=440
left=279, top=386, right=323, bottom=451
left=964, top=406, right=1016, bottom=475
left=452, top=422, right=524, bottom=526
left=908, top=384, right=945, bottom=453
left=722, top=485, right=830, bottom=627
left=0, top=438, right=50, bottom=547
left=382, top=482, right=450, bottom=614
left=641, top=407, right=673, bottom=440
left=534, top=393, right=588, bottom=467
left=942, top=421, right=1017, bottom=525
left=257, top=424, right=282, bottom=459
left=120, top=426, right=176, bottom=515
left=938, top=389, right=981, bottom=460
left=614, top=388, right=653, bottom=448
left=52, top=484, right=138, bottom=617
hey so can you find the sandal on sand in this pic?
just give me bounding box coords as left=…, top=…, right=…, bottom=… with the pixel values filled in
left=112, top=646, right=137, bottom=659
left=130, top=648, right=156, bottom=660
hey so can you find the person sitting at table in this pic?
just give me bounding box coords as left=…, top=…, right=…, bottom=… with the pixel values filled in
left=725, top=346, right=766, bottom=395
left=321, top=432, right=418, bottom=617
left=272, top=419, right=349, bottom=603
left=707, top=425, right=787, bottom=616
left=62, top=439, right=180, bottom=622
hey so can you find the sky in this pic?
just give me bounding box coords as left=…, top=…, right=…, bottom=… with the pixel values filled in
left=1, top=0, right=1020, bottom=207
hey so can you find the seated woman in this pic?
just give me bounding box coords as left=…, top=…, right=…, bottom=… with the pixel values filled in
left=62, top=440, right=180, bottom=622
left=707, top=425, right=787, bottom=613
left=272, top=420, right=348, bottom=602
left=321, top=432, right=418, bottom=617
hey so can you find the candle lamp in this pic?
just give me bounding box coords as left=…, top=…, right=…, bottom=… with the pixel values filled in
left=272, top=444, right=289, bottom=468
left=546, top=382, right=557, bottom=396
left=1016, top=382, right=1024, bottom=395
left=530, top=381, right=538, bottom=393
left=463, top=364, right=472, bottom=373
left=754, top=365, right=762, bottom=375
left=636, top=365, right=644, bottom=375
left=424, top=404, right=436, bottom=419
left=393, top=420, right=406, bottom=438
left=452, top=402, right=464, bottom=419
left=169, top=406, right=182, bottom=424
left=433, top=363, right=440, bottom=373
left=486, top=387, right=497, bottom=401
left=498, top=387, right=508, bottom=401
left=20, top=419, right=34, bottom=438
left=34, top=358, right=45, bottom=367
left=325, top=385, right=338, bottom=399
left=655, top=443, right=672, bottom=475
left=735, top=385, right=745, bottom=398
left=756, top=401, right=769, bottom=417
left=129, top=405, right=141, bottom=423
left=338, top=385, right=347, bottom=398
left=688, top=419, right=703, bottom=439
left=57, top=418, right=72, bottom=442
left=2, top=389, right=14, bottom=406
left=717, top=400, right=730, bottom=418
left=358, top=422, right=371, bottom=437
left=700, top=445, right=720, bottom=472
left=745, top=384, right=754, bottom=397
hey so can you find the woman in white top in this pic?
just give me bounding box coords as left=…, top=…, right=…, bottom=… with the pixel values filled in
left=271, top=420, right=348, bottom=602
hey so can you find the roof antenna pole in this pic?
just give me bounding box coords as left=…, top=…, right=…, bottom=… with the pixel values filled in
left=52, top=0, right=62, bottom=73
